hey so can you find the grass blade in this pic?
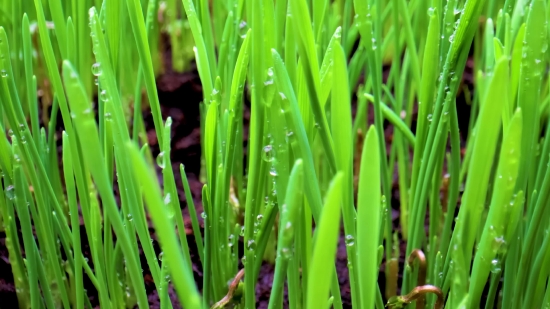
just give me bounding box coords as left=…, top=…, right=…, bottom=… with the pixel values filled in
left=306, top=173, right=343, bottom=309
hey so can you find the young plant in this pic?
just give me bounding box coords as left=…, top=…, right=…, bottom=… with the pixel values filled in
left=0, top=0, right=549, bottom=308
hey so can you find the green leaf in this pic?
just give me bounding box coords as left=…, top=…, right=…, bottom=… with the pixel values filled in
left=268, top=159, right=304, bottom=309
left=62, top=60, right=149, bottom=308
left=516, top=0, right=548, bottom=190
left=128, top=142, right=202, bottom=309
left=469, top=109, right=523, bottom=307
left=357, top=126, right=381, bottom=308
left=451, top=57, right=507, bottom=273
left=306, top=172, right=343, bottom=309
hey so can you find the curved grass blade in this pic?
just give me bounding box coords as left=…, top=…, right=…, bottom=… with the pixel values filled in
left=180, top=164, right=205, bottom=265
left=271, top=49, right=323, bottom=219
left=13, top=164, right=40, bottom=308
left=89, top=9, right=168, bottom=298
left=306, top=172, right=343, bottom=309
left=127, top=142, right=202, bottom=309
left=331, top=40, right=360, bottom=308
left=289, top=0, right=337, bottom=173
left=410, top=5, right=440, bottom=213
left=125, top=0, right=165, bottom=145
left=510, top=23, right=525, bottom=105
left=268, top=159, right=304, bottom=309
left=469, top=109, right=522, bottom=307
left=453, top=56, right=507, bottom=262
left=62, top=60, right=150, bottom=308
left=62, top=132, right=84, bottom=309
left=511, top=0, right=549, bottom=304
left=357, top=126, right=382, bottom=309
left=319, top=27, right=342, bottom=107
left=47, top=0, right=68, bottom=59
left=516, top=0, right=547, bottom=191
left=364, top=93, right=416, bottom=146
left=181, top=0, right=214, bottom=98
left=161, top=118, right=193, bottom=271
left=21, top=14, right=39, bottom=147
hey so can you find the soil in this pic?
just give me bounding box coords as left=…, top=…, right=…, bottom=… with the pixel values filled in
left=0, top=43, right=475, bottom=308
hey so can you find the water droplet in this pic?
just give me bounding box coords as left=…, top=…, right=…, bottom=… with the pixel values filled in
left=427, top=114, right=433, bottom=122
left=490, top=259, right=501, bottom=273
left=5, top=185, right=15, bottom=200
left=285, top=131, right=295, bottom=143
left=99, top=90, right=109, bottom=102
left=283, top=222, right=293, bottom=236
left=127, top=213, right=133, bottom=221
left=281, top=247, right=292, bottom=259
left=345, top=235, right=355, bottom=247
left=201, top=212, right=207, bottom=219
left=240, top=226, right=245, bottom=236
left=164, top=193, right=175, bottom=218
left=1, top=70, right=7, bottom=77
left=91, top=63, right=102, bottom=76
left=256, top=214, right=264, bottom=224
left=448, top=34, right=455, bottom=43
left=262, top=145, right=274, bottom=162
left=247, top=240, right=256, bottom=250
left=158, top=252, right=164, bottom=261
left=156, top=152, right=166, bottom=169
left=228, top=235, right=235, bottom=247
left=269, top=167, right=278, bottom=177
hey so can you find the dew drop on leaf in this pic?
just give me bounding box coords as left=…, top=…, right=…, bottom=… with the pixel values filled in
left=156, top=152, right=166, bottom=169
left=247, top=240, right=256, bottom=250
left=5, top=185, right=15, bottom=200
left=262, top=145, right=274, bottom=162
left=100, top=90, right=109, bottom=102
left=91, top=63, right=102, bottom=76
left=345, top=235, right=355, bottom=247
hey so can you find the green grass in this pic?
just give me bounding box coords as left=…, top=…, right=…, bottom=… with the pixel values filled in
left=0, top=0, right=550, bottom=308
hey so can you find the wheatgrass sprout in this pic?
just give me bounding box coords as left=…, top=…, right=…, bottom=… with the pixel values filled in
left=0, top=0, right=549, bottom=308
